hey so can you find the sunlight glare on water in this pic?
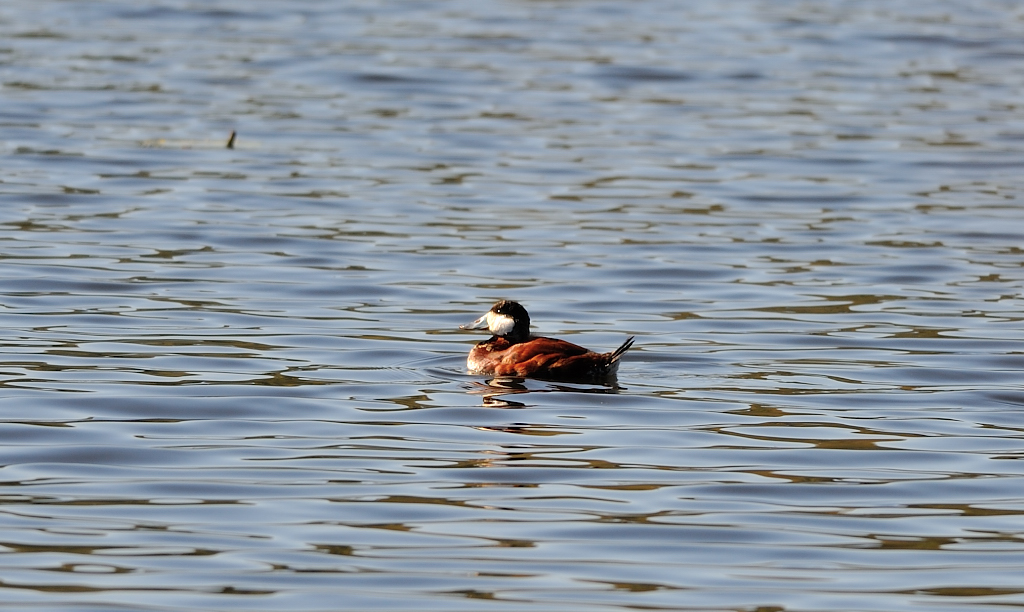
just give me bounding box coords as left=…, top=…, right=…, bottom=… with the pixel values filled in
left=1, top=0, right=1023, bottom=610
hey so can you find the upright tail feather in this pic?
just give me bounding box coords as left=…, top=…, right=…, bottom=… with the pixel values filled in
left=608, top=336, right=635, bottom=364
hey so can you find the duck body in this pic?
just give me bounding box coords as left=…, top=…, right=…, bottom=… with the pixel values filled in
left=461, top=300, right=634, bottom=382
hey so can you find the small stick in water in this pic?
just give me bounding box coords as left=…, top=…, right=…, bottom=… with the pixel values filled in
left=226, top=130, right=236, bottom=149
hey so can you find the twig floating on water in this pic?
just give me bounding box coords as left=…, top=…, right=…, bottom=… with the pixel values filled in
left=226, top=131, right=236, bottom=149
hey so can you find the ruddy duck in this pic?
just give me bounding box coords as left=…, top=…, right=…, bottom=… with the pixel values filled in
left=460, top=300, right=634, bottom=382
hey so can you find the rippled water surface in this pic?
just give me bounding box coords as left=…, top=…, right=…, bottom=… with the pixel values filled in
left=2, top=1, right=1024, bottom=610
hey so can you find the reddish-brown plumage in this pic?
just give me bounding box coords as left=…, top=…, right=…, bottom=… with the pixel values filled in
left=461, top=300, right=634, bottom=382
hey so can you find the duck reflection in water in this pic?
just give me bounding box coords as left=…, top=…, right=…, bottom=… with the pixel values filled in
left=460, top=300, right=634, bottom=384
left=467, top=376, right=625, bottom=409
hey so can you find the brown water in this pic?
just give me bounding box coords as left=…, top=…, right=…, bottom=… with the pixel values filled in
left=1, top=1, right=1024, bottom=610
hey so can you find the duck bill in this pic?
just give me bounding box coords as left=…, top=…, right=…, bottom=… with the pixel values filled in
left=460, top=313, right=489, bottom=330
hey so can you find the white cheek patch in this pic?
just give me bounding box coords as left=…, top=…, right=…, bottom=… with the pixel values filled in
left=487, top=312, right=516, bottom=336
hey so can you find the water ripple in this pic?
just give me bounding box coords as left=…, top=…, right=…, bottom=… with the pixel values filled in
left=0, top=0, right=1023, bottom=610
